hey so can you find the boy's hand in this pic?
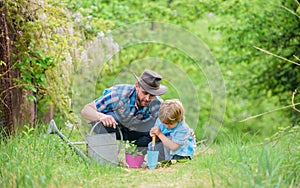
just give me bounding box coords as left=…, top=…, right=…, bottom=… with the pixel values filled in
left=150, top=127, right=162, bottom=137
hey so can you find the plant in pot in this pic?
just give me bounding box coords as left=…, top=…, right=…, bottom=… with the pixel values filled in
left=125, top=141, right=145, bottom=168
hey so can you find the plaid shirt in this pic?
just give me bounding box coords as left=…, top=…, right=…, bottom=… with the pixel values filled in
left=155, top=119, right=196, bottom=158
left=94, top=84, right=163, bottom=132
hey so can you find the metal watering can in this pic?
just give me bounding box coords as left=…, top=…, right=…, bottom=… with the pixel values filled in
left=48, top=120, right=122, bottom=166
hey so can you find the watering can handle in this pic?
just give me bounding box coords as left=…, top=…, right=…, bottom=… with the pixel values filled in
left=90, top=122, right=122, bottom=137
left=89, top=121, right=123, bottom=154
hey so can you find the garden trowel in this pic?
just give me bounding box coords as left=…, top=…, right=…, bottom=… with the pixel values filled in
left=147, top=136, right=159, bottom=169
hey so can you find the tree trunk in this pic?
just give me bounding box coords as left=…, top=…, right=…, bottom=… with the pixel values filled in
left=0, top=4, right=14, bottom=136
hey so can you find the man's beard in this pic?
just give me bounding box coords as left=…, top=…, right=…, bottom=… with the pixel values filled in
left=136, top=96, right=150, bottom=108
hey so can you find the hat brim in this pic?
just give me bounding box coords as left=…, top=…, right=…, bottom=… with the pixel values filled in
left=134, top=74, right=167, bottom=96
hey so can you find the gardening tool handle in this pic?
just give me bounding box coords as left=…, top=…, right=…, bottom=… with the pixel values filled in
left=152, top=136, right=156, bottom=147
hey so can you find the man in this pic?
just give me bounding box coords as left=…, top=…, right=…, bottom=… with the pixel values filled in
left=81, top=69, right=167, bottom=148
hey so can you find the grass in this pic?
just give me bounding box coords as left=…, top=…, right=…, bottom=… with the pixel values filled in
left=0, top=124, right=299, bottom=188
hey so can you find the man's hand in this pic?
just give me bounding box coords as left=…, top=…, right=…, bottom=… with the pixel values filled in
left=99, top=114, right=118, bottom=128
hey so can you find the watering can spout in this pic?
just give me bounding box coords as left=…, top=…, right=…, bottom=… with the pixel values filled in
left=47, top=119, right=58, bottom=134
left=47, top=119, right=91, bottom=162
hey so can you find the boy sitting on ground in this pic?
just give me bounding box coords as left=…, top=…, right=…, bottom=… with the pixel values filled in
left=149, top=99, right=196, bottom=161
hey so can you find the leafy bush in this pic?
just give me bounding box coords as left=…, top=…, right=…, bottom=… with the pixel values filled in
left=124, top=141, right=143, bottom=157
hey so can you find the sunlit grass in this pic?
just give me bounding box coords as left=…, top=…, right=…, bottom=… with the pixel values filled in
left=0, top=124, right=299, bottom=187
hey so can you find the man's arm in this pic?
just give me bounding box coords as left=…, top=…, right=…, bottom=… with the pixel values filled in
left=81, top=102, right=118, bottom=128
left=81, top=102, right=101, bottom=122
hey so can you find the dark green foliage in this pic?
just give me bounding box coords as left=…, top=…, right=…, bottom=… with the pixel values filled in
left=210, top=0, right=300, bottom=102
left=16, top=50, right=54, bottom=101
left=60, top=0, right=205, bottom=37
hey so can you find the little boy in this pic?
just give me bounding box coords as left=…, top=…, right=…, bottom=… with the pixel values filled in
left=149, top=99, right=196, bottom=161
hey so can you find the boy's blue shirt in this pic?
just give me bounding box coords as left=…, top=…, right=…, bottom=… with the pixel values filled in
left=155, top=119, right=196, bottom=158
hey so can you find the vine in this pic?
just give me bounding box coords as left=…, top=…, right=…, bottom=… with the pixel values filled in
left=0, top=0, right=87, bottom=130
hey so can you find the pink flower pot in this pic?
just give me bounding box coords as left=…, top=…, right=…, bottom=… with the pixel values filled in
left=125, top=154, right=145, bottom=168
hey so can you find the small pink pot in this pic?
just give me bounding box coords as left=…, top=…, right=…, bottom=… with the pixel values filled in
left=125, top=154, right=145, bottom=168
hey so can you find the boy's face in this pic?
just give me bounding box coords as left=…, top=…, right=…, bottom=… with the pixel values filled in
left=163, top=122, right=177, bottom=129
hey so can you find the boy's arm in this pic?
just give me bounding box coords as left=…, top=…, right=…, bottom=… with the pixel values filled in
left=150, top=126, right=180, bottom=151
left=157, top=132, right=180, bottom=151
left=150, top=120, right=180, bottom=150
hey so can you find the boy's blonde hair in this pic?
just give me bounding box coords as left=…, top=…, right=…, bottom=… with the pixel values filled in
left=158, top=99, right=184, bottom=124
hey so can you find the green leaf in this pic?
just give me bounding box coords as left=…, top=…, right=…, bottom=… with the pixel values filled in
left=25, top=85, right=37, bottom=92
left=0, top=60, right=6, bottom=66
left=27, top=95, right=36, bottom=102
left=125, top=141, right=143, bottom=157
left=296, top=5, right=300, bottom=15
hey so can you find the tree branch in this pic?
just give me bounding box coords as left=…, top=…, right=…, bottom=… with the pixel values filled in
left=280, top=5, right=300, bottom=19
left=292, top=87, right=300, bottom=113
left=254, top=46, right=300, bottom=66
left=240, top=102, right=300, bottom=122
